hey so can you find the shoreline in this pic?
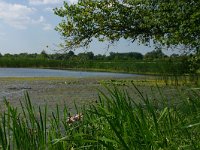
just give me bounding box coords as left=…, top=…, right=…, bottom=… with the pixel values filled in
left=0, top=66, right=162, bottom=76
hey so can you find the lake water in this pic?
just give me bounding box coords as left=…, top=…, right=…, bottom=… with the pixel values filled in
left=0, top=68, right=138, bottom=78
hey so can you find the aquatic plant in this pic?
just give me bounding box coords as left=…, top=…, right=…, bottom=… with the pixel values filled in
left=0, top=86, right=200, bottom=149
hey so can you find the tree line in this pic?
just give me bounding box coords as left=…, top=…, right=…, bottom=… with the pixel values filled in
left=0, top=49, right=183, bottom=61
left=0, top=49, right=195, bottom=75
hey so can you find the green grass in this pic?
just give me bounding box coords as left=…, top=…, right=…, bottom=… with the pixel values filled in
left=0, top=85, right=200, bottom=149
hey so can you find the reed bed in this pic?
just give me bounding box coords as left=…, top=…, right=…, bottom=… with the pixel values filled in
left=0, top=57, right=188, bottom=75
left=0, top=85, right=200, bottom=149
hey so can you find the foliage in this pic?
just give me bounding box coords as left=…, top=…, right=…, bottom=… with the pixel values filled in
left=40, top=50, right=49, bottom=59
left=0, top=86, right=200, bottom=149
left=144, top=49, right=167, bottom=59
left=189, top=52, right=200, bottom=73
left=83, top=86, right=200, bottom=149
left=0, top=51, right=193, bottom=75
left=109, top=52, right=143, bottom=60
left=54, top=0, right=200, bottom=52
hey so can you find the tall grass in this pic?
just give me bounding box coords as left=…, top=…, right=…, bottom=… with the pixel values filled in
left=0, top=57, right=189, bottom=75
left=82, top=85, right=200, bottom=149
left=0, top=86, right=200, bottom=149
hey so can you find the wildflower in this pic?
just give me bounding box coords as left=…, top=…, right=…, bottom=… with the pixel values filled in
left=67, top=113, right=83, bottom=124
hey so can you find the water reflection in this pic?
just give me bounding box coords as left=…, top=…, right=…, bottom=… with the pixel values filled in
left=0, top=68, right=138, bottom=78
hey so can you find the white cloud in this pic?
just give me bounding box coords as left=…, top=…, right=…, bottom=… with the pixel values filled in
left=43, top=23, right=53, bottom=30
left=37, top=16, right=53, bottom=31
left=44, top=7, right=53, bottom=12
left=0, top=1, right=53, bottom=31
left=32, top=16, right=45, bottom=24
left=32, top=16, right=53, bottom=31
left=0, top=1, right=36, bottom=29
left=29, top=0, right=61, bottom=5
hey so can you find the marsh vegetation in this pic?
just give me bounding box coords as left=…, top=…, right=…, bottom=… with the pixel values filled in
left=0, top=0, right=200, bottom=149
left=0, top=50, right=197, bottom=76
left=0, top=51, right=199, bottom=149
left=0, top=76, right=199, bottom=149
left=0, top=81, right=200, bottom=149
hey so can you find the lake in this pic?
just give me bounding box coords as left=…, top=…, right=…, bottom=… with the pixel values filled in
left=0, top=68, right=139, bottom=78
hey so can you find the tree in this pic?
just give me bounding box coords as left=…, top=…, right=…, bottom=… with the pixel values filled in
left=86, top=52, right=94, bottom=59
left=40, top=50, right=49, bottom=59
left=144, top=49, right=167, bottom=59
left=54, top=0, right=200, bottom=52
left=4, top=53, right=12, bottom=57
left=170, top=54, right=180, bottom=58
left=18, top=53, right=29, bottom=58
left=95, top=54, right=106, bottom=60
left=78, top=52, right=94, bottom=60
left=108, top=52, right=143, bottom=60
left=121, top=52, right=143, bottom=60
left=68, top=50, right=75, bottom=57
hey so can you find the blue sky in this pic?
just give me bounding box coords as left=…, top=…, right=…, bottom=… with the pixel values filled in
left=0, top=0, right=171, bottom=55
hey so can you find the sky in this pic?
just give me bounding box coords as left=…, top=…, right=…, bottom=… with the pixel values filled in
left=0, top=0, right=174, bottom=55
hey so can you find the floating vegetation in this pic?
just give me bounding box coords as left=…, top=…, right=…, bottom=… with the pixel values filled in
left=0, top=86, right=200, bottom=149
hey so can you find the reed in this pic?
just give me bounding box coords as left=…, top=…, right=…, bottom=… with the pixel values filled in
left=0, top=85, right=200, bottom=149
left=0, top=57, right=189, bottom=75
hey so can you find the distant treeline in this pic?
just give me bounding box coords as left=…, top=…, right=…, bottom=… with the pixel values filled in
left=0, top=50, right=193, bottom=75
left=0, top=49, right=176, bottom=61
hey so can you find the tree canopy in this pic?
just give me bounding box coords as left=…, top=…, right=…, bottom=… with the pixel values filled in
left=144, top=49, right=167, bottom=59
left=54, top=0, right=200, bottom=53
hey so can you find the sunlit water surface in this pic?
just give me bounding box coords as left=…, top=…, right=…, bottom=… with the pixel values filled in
left=0, top=68, right=139, bottom=78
